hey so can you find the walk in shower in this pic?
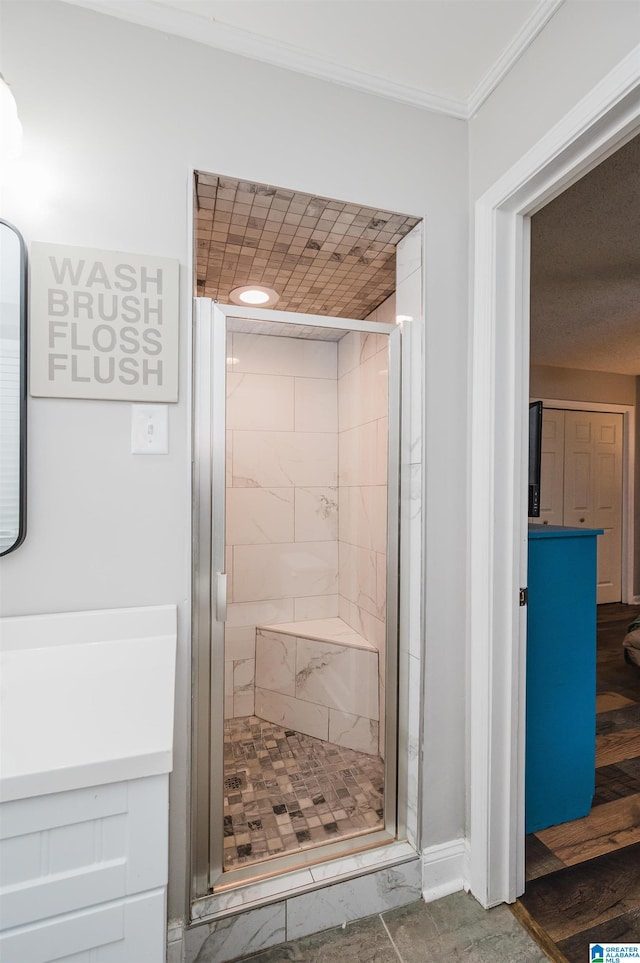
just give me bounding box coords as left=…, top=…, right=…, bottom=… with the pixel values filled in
left=193, top=300, right=401, bottom=893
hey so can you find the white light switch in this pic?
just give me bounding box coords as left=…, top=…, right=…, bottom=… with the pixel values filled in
left=131, top=404, right=169, bottom=454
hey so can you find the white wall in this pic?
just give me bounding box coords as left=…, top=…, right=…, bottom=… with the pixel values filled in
left=0, top=0, right=468, bottom=920
left=530, top=365, right=637, bottom=406
left=469, top=0, right=640, bottom=201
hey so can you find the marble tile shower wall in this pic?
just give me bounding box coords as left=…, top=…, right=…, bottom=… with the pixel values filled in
left=225, top=332, right=339, bottom=718
left=337, top=299, right=391, bottom=754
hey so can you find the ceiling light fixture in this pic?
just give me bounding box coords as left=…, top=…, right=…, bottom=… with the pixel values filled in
left=229, top=285, right=280, bottom=308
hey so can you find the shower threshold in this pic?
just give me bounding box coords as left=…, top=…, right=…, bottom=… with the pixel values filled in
left=223, top=716, right=384, bottom=871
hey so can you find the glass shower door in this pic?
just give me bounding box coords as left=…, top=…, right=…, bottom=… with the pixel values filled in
left=192, top=298, right=401, bottom=894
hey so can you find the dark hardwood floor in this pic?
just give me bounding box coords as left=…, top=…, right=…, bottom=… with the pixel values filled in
left=516, top=602, right=640, bottom=962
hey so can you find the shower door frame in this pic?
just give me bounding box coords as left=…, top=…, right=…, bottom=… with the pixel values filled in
left=192, top=298, right=403, bottom=898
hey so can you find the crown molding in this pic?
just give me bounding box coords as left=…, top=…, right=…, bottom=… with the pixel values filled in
left=61, top=0, right=564, bottom=121
left=467, top=0, right=565, bottom=117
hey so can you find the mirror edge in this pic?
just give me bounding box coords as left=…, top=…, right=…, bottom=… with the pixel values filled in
left=0, top=217, right=27, bottom=558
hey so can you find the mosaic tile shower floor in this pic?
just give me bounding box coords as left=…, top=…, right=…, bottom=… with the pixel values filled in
left=223, top=716, right=384, bottom=870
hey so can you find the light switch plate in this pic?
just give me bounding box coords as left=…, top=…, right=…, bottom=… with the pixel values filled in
left=131, top=404, right=169, bottom=454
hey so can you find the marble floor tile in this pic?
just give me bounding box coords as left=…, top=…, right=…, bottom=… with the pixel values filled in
left=286, top=861, right=421, bottom=940
left=231, top=897, right=548, bottom=963
left=381, top=894, right=547, bottom=963
left=223, top=715, right=383, bottom=870
left=233, top=915, right=397, bottom=963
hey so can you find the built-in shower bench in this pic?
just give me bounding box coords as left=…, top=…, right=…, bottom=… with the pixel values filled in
left=254, top=618, right=380, bottom=756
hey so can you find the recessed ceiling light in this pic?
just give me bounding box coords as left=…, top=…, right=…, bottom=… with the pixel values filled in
left=229, top=285, right=280, bottom=307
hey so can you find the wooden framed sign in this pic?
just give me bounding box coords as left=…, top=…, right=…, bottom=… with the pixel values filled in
left=30, top=243, right=179, bottom=401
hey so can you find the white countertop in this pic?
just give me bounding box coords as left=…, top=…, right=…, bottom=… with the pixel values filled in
left=0, top=605, right=177, bottom=802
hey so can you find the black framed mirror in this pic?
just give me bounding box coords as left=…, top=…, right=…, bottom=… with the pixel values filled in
left=0, top=218, right=27, bottom=556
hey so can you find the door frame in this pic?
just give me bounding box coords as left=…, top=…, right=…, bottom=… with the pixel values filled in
left=191, top=298, right=410, bottom=906
left=533, top=399, right=635, bottom=604
left=468, top=46, right=640, bottom=908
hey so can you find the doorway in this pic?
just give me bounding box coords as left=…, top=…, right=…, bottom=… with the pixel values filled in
left=468, top=58, right=640, bottom=908
left=192, top=299, right=404, bottom=897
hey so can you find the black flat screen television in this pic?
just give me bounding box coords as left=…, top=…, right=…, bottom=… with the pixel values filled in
left=528, top=401, right=543, bottom=517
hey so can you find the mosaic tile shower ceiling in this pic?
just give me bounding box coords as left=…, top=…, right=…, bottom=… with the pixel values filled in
left=195, top=173, right=420, bottom=319
left=224, top=716, right=384, bottom=870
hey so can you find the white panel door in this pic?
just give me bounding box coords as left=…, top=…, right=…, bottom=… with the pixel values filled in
left=563, top=410, right=623, bottom=603
left=531, top=408, right=565, bottom=525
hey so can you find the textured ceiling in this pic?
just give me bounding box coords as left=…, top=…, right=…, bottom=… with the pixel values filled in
left=530, top=134, right=640, bottom=377
left=195, top=173, right=419, bottom=319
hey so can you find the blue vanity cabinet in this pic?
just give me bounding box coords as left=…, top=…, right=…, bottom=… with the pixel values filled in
left=526, top=525, right=602, bottom=834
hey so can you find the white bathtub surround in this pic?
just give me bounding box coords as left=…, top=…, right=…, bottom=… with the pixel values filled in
left=329, top=709, right=380, bottom=755
left=233, top=542, right=339, bottom=603
left=295, top=486, right=338, bottom=541
left=230, top=331, right=336, bottom=380
left=337, top=326, right=389, bottom=755
left=262, top=616, right=377, bottom=650
left=255, top=629, right=296, bottom=695
left=226, top=598, right=295, bottom=628
left=225, top=333, right=340, bottom=718
left=254, top=686, right=329, bottom=741
left=226, top=372, right=295, bottom=431
left=294, top=377, right=338, bottom=432
left=225, top=626, right=258, bottom=719
left=224, top=661, right=234, bottom=720
left=338, top=419, right=387, bottom=489
left=255, top=620, right=379, bottom=754
left=226, top=488, right=295, bottom=545
left=296, top=637, right=378, bottom=719
left=293, top=594, right=340, bottom=621
left=0, top=605, right=177, bottom=963
left=232, top=430, right=337, bottom=489
left=232, top=658, right=256, bottom=717
left=225, top=325, right=395, bottom=730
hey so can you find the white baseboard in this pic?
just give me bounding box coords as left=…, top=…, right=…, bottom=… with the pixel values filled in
left=421, top=838, right=468, bottom=902
left=631, top=595, right=640, bottom=605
